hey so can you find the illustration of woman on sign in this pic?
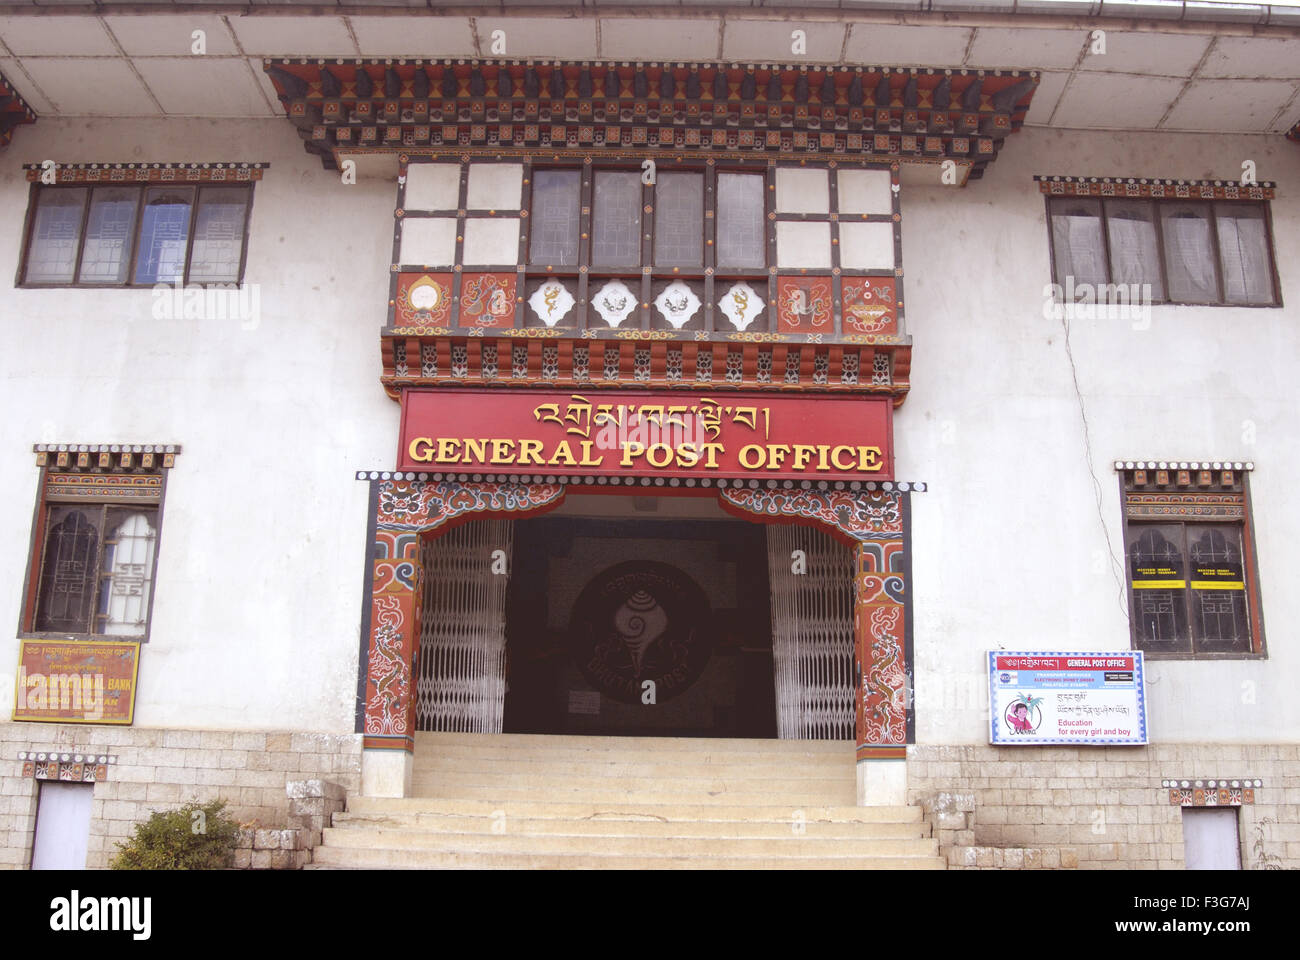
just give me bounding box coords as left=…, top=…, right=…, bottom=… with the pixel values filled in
left=1005, top=693, right=1043, bottom=735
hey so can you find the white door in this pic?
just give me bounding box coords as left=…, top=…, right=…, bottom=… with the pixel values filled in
left=1182, top=807, right=1241, bottom=870
left=31, top=781, right=94, bottom=870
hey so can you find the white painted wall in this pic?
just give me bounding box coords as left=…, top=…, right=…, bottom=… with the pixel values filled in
left=900, top=127, right=1300, bottom=744
left=0, top=118, right=397, bottom=732
left=1, top=117, right=1295, bottom=746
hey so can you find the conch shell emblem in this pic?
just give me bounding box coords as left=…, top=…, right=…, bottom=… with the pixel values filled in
left=613, top=590, right=668, bottom=677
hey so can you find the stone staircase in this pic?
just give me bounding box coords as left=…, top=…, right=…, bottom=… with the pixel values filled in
left=310, top=732, right=944, bottom=869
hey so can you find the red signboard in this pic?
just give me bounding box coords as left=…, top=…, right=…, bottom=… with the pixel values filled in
left=13, top=640, right=140, bottom=725
left=398, top=389, right=893, bottom=481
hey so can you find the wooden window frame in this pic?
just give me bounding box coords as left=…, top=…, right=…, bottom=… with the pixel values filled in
left=1118, top=470, right=1267, bottom=660
left=16, top=182, right=255, bottom=289
left=18, top=457, right=173, bottom=644
left=1045, top=195, right=1282, bottom=308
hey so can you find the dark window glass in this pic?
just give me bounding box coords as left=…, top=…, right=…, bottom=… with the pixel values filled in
left=25, top=188, right=88, bottom=283
left=1187, top=525, right=1250, bottom=653
left=80, top=187, right=139, bottom=284
left=1127, top=524, right=1189, bottom=652
left=134, top=187, right=194, bottom=285
left=592, top=171, right=642, bottom=266
left=653, top=172, right=703, bottom=267
left=188, top=187, right=249, bottom=283
left=528, top=170, right=581, bottom=265
left=1159, top=202, right=1218, bottom=303
left=716, top=173, right=765, bottom=269
left=36, top=507, right=100, bottom=633
left=1104, top=199, right=1164, bottom=300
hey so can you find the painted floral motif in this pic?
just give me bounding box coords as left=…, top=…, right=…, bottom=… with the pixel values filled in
left=460, top=273, right=516, bottom=328
left=654, top=281, right=702, bottom=329
left=776, top=277, right=833, bottom=333
left=591, top=280, right=639, bottom=326
left=365, top=593, right=411, bottom=736
left=376, top=480, right=566, bottom=531
left=842, top=278, right=897, bottom=334
left=719, top=487, right=903, bottom=541
left=395, top=273, right=454, bottom=326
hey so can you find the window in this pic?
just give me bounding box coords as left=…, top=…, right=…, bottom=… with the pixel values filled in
left=20, top=183, right=253, bottom=287
left=1047, top=193, right=1280, bottom=306
left=394, top=158, right=901, bottom=339
left=1119, top=462, right=1265, bottom=658
left=20, top=445, right=178, bottom=641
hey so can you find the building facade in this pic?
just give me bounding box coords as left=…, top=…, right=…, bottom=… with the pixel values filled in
left=0, top=2, right=1297, bottom=870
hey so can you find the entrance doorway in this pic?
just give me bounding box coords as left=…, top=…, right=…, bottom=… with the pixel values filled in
left=412, top=494, right=855, bottom=741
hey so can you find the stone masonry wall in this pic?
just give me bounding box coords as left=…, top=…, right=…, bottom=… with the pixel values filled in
left=0, top=722, right=361, bottom=869
left=908, top=744, right=1299, bottom=870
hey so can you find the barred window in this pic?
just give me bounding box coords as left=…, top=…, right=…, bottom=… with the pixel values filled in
left=20, top=445, right=178, bottom=641
left=1120, top=464, right=1264, bottom=658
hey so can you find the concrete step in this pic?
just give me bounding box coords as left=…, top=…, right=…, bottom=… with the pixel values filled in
left=308, top=846, right=945, bottom=870
left=414, top=756, right=852, bottom=780
left=345, top=795, right=922, bottom=823
left=406, top=774, right=858, bottom=806
left=413, top=731, right=855, bottom=755
left=332, top=811, right=929, bottom=839
left=320, top=825, right=937, bottom=857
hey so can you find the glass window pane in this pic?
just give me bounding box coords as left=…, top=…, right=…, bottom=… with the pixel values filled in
left=528, top=170, right=580, bottom=266
left=1049, top=198, right=1107, bottom=289
left=1159, top=202, right=1218, bottom=303
left=1215, top=203, right=1274, bottom=305
left=36, top=507, right=101, bottom=634
left=716, top=173, right=765, bottom=269
left=78, top=187, right=139, bottom=284
left=1103, top=199, right=1163, bottom=300
left=134, top=187, right=193, bottom=285
left=653, top=172, right=703, bottom=267
left=188, top=187, right=249, bottom=283
left=1127, top=524, right=1189, bottom=652
left=25, top=188, right=87, bottom=283
left=592, top=171, right=643, bottom=266
left=1187, top=524, right=1250, bottom=653
left=99, top=510, right=157, bottom=638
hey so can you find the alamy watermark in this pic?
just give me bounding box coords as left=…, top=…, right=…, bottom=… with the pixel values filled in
left=1043, top=276, right=1153, bottom=329
left=151, top=281, right=261, bottom=329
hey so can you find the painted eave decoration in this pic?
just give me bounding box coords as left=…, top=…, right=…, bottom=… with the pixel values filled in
left=263, top=58, right=1038, bottom=180
left=0, top=69, right=37, bottom=149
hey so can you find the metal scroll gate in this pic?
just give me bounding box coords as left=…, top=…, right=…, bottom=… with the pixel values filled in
left=767, top=524, right=856, bottom=740
left=416, top=518, right=513, bottom=733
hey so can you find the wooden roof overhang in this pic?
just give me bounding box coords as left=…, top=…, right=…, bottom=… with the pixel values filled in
left=263, top=58, right=1039, bottom=181
left=0, top=69, right=37, bottom=149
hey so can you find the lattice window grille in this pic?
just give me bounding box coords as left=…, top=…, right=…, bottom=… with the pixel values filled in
left=450, top=343, right=469, bottom=378
left=766, top=524, right=855, bottom=740
left=696, top=350, right=712, bottom=382
left=784, top=347, right=801, bottom=384
left=416, top=518, right=514, bottom=733
left=872, top=353, right=891, bottom=385
left=812, top=351, right=829, bottom=385
left=724, top=350, right=743, bottom=383
left=602, top=346, right=621, bottom=381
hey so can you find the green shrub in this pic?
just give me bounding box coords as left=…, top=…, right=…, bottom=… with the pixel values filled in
left=110, top=799, right=241, bottom=870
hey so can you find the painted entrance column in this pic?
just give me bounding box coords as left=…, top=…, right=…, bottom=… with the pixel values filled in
left=720, top=485, right=912, bottom=805
left=358, top=475, right=566, bottom=797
